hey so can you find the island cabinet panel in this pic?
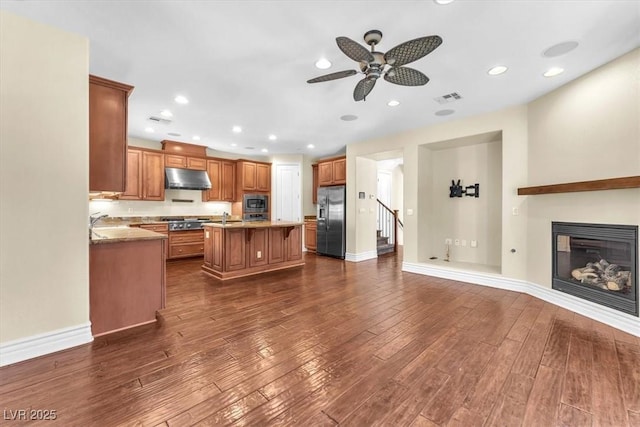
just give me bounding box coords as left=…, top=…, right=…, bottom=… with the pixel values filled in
left=90, top=239, right=165, bottom=337
left=142, top=151, right=165, bottom=201
left=249, top=228, right=269, bottom=267
left=202, top=223, right=304, bottom=281
left=225, top=229, right=246, bottom=271
left=89, top=75, right=133, bottom=192
left=268, top=228, right=286, bottom=264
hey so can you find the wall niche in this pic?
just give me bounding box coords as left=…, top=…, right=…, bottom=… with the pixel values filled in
left=418, top=131, right=503, bottom=273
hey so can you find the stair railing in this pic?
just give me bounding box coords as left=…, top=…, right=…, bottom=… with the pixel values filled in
left=376, top=198, right=401, bottom=253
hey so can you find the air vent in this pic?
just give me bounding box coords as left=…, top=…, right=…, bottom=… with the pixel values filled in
left=148, top=116, right=172, bottom=125
left=434, top=92, right=462, bottom=104
left=167, top=132, right=181, bottom=137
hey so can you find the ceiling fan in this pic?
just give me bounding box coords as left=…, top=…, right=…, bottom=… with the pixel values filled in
left=307, top=30, right=442, bottom=102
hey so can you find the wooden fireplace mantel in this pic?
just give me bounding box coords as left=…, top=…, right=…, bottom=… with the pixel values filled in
left=517, top=176, right=640, bottom=196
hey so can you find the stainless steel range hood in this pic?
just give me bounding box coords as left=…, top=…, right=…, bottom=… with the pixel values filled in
left=165, top=167, right=211, bottom=190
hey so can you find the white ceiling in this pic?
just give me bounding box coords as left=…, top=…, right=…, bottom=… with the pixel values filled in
left=3, top=1, right=639, bottom=158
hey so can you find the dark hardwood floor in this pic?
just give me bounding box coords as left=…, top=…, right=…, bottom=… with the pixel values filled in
left=1, top=252, right=639, bottom=426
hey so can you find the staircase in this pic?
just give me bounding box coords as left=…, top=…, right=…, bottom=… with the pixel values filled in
left=376, top=199, right=403, bottom=256
left=377, top=229, right=395, bottom=255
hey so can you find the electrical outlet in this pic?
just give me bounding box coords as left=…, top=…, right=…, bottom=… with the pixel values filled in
left=512, top=207, right=519, bottom=216
left=471, top=240, right=477, bottom=248
left=445, top=238, right=452, bottom=245
left=257, top=251, right=262, bottom=259
left=461, top=239, right=467, bottom=247
left=454, top=239, right=460, bottom=246
left=407, top=208, right=414, bottom=216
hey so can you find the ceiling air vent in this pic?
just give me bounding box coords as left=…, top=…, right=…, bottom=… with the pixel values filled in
left=434, top=92, right=462, bottom=104
left=147, top=116, right=172, bottom=125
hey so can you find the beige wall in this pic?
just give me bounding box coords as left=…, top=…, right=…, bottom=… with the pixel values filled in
left=0, top=12, right=89, bottom=343
left=347, top=106, right=529, bottom=279
left=526, top=48, right=640, bottom=288
left=427, top=141, right=502, bottom=266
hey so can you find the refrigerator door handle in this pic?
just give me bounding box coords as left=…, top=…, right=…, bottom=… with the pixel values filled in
left=326, top=196, right=330, bottom=230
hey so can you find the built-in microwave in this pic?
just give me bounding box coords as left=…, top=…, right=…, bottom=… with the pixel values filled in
left=243, top=194, right=268, bottom=213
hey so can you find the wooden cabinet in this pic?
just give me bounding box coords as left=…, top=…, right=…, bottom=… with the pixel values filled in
left=165, top=154, right=206, bottom=171
left=237, top=160, right=271, bottom=195
left=202, top=224, right=304, bottom=280
left=317, top=156, right=346, bottom=187
left=120, top=148, right=164, bottom=201
left=312, top=164, right=319, bottom=204
left=142, top=151, right=165, bottom=201
left=168, top=229, right=204, bottom=259
left=134, top=223, right=169, bottom=260
left=305, top=221, right=317, bottom=252
left=90, top=238, right=165, bottom=336
left=248, top=228, right=268, bottom=267
left=203, top=159, right=236, bottom=202
left=120, top=149, right=142, bottom=200
left=89, top=75, right=133, bottom=192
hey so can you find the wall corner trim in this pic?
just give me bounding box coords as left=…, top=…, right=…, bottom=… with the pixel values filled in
left=345, top=251, right=378, bottom=263
left=0, top=323, right=93, bottom=367
left=402, top=262, right=640, bottom=337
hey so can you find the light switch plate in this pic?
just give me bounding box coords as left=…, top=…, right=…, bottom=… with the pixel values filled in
left=407, top=209, right=413, bottom=215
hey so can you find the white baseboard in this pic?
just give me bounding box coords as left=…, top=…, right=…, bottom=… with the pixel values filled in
left=345, top=250, right=378, bottom=263
left=0, top=323, right=93, bottom=367
left=402, top=262, right=640, bottom=337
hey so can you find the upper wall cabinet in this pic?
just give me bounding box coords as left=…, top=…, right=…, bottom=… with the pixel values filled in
left=89, top=75, right=134, bottom=192
left=120, top=147, right=165, bottom=201
left=165, top=154, right=207, bottom=171
left=203, top=159, right=236, bottom=202
left=236, top=160, right=271, bottom=196
left=317, top=156, right=346, bottom=187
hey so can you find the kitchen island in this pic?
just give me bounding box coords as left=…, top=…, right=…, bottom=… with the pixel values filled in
left=90, top=227, right=166, bottom=336
left=202, top=221, right=304, bottom=280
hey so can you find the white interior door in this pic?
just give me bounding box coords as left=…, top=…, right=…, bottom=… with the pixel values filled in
left=275, top=164, right=300, bottom=222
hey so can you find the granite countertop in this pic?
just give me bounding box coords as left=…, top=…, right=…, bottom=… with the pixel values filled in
left=94, top=215, right=243, bottom=228
left=90, top=227, right=168, bottom=245
left=204, top=220, right=303, bottom=229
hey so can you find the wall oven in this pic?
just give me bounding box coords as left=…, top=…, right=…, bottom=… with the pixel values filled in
left=243, top=194, right=268, bottom=221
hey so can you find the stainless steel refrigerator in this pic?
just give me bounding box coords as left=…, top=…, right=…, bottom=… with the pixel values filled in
left=317, top=185, right=346, bottom=258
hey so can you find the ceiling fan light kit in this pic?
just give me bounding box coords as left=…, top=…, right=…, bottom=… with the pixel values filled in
left=307, top=29, right=442, bottom=102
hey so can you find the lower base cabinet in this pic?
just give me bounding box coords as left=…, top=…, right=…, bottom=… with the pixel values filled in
left=304, top=221, right=317, bottom=252
left=90, top=238, right=166, bottom=336
left=202, top=224, right=304, bottom=280
left=168, top=229, right=204, bottom=259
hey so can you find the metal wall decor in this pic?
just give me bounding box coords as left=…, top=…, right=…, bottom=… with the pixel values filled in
left=449, top=180, right=480, bottom=198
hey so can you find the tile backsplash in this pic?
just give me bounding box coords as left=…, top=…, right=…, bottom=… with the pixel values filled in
left=89, top=189, right=232, bottom=218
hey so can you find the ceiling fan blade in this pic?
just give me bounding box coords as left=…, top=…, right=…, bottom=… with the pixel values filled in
left=353, top=78, right=376, bottom=102
left=307, top=69, right=357, bottom=84
left=384, top=67, right=430, bottom=86
left=336, top=36, right=375, bottom=63
left=384, top=35, right=442, bottom=67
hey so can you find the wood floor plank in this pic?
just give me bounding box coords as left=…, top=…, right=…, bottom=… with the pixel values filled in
left=0, top=253, right=637, bottom=426
left=557, top=403, right=593, bottom=427
left=522, top=365, right=564, bottom=426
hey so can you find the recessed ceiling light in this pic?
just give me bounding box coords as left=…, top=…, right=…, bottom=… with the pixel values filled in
left=387, top=100, right=400, bottom=107
left=315, top=58, right=332, bottom=69
left=435, top=109, right=455, bottom=116
left=268, top=134, right=277, bottom=141
left=543, top=67, right=564, bottom=77
left=174, top=95, right=189, bottom=104
left=434, top=0, right=455, bottom=4
left=340, top=114, right=358, bottom=121
left=231, top=143, right=237, bottom=147
left=160, top=109, right=173, bottom=117
left=261, top=148, right=268, bottom=153
left=307, top=144, right=315, bottom=149
left=193, top=135, right=201, bottom=141
left=232, top=125, right=242, bottom=133
left=487, top=65, right=508, bottom=76
left=543, top=41, right=579, bottom=58
left=144, top=127, right=154, bottom=133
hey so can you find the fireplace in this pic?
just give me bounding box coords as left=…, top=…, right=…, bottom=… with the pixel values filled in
left=552, top=222, right=638, bottom=316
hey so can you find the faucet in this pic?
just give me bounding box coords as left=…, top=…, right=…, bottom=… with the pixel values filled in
left=89, top=212, right=108, bottom=229
left=222, top=211, right=228, bottom=225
